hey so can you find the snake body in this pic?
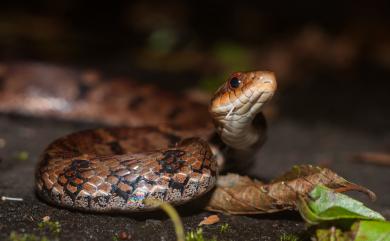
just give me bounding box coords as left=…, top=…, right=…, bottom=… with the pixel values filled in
left=0, top=63, right=276, bottom=212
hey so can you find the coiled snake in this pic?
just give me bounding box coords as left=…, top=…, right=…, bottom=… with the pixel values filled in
left=0, top=63, right=277, bottom=212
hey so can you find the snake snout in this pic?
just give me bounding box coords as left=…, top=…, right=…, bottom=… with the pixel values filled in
left=253, top=71, right=277, bottom=93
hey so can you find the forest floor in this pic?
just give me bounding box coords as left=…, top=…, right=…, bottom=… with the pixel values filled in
left=0, top=113, right=389, bottom=241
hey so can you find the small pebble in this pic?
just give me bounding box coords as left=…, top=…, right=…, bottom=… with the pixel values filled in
left=118, top=230, right=130, bottom=240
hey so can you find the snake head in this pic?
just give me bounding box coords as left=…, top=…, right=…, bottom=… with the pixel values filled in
left=208, top=71, right=277, bottom=150
left=209, top=71, right=277, bottom=120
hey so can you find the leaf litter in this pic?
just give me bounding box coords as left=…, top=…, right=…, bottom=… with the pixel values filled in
left=206, top=165, right=376, bottom=214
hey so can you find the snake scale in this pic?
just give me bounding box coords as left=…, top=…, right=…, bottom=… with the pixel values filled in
left=0, top=62, right=277, bottom=212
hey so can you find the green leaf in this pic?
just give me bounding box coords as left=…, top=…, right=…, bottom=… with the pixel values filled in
left=313, top=221, right=390, bottom=241
left=185, top=228, right=217, bottom=241
left=297, top=185, right=385, bottom=225
left=315, top=227, right=347, bottom=241
left=353, top=220, right=390, bottom=241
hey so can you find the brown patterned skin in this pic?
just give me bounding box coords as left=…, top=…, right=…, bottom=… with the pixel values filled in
left=36, top=127, right=216, bottom=211
left=0, top=62, right=276, bottom=212
left=0, top=62, right=212, bottom=131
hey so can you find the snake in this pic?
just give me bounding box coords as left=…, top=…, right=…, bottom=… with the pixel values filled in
left=0, top=62, right=277, bottom=212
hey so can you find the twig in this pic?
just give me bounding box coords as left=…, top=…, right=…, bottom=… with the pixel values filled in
left=144, top=199, right=185, bottom=241
left=1, top=196, right=24, bottom=202
left=353, top=152, right=390, bottom=166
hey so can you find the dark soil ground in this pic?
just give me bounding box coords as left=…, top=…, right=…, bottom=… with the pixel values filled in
left=0, top=70, right=389, bottom=241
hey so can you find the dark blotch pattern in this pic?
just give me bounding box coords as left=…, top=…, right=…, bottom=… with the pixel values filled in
left=108, top=141, right=125, bottom=155
left=168, top=107, right=183, bottom=119
left=77, top=82, right=92, bottom=100
left=127, top=96, right=145, bottom=110
left=158, top=150, right=185, bottom=174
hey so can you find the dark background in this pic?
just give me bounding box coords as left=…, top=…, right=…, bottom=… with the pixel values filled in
left=0, top=1, right=389, bottom=241
left=0, top=0, right=389, bottom=129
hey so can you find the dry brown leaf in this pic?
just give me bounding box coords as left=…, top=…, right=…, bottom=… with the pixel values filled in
left=206, top=165, right=376, bottom=215
left=198, top=215, right=220, bottom=226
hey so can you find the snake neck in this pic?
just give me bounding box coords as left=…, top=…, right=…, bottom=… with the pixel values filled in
left=213, top=105, right=267, bottom=151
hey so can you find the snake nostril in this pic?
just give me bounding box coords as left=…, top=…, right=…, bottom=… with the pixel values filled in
left=262, top=78, right=273, bottom=84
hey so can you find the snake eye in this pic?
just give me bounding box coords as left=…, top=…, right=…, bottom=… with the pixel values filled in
left=229, top=77, right=241, bottom=89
